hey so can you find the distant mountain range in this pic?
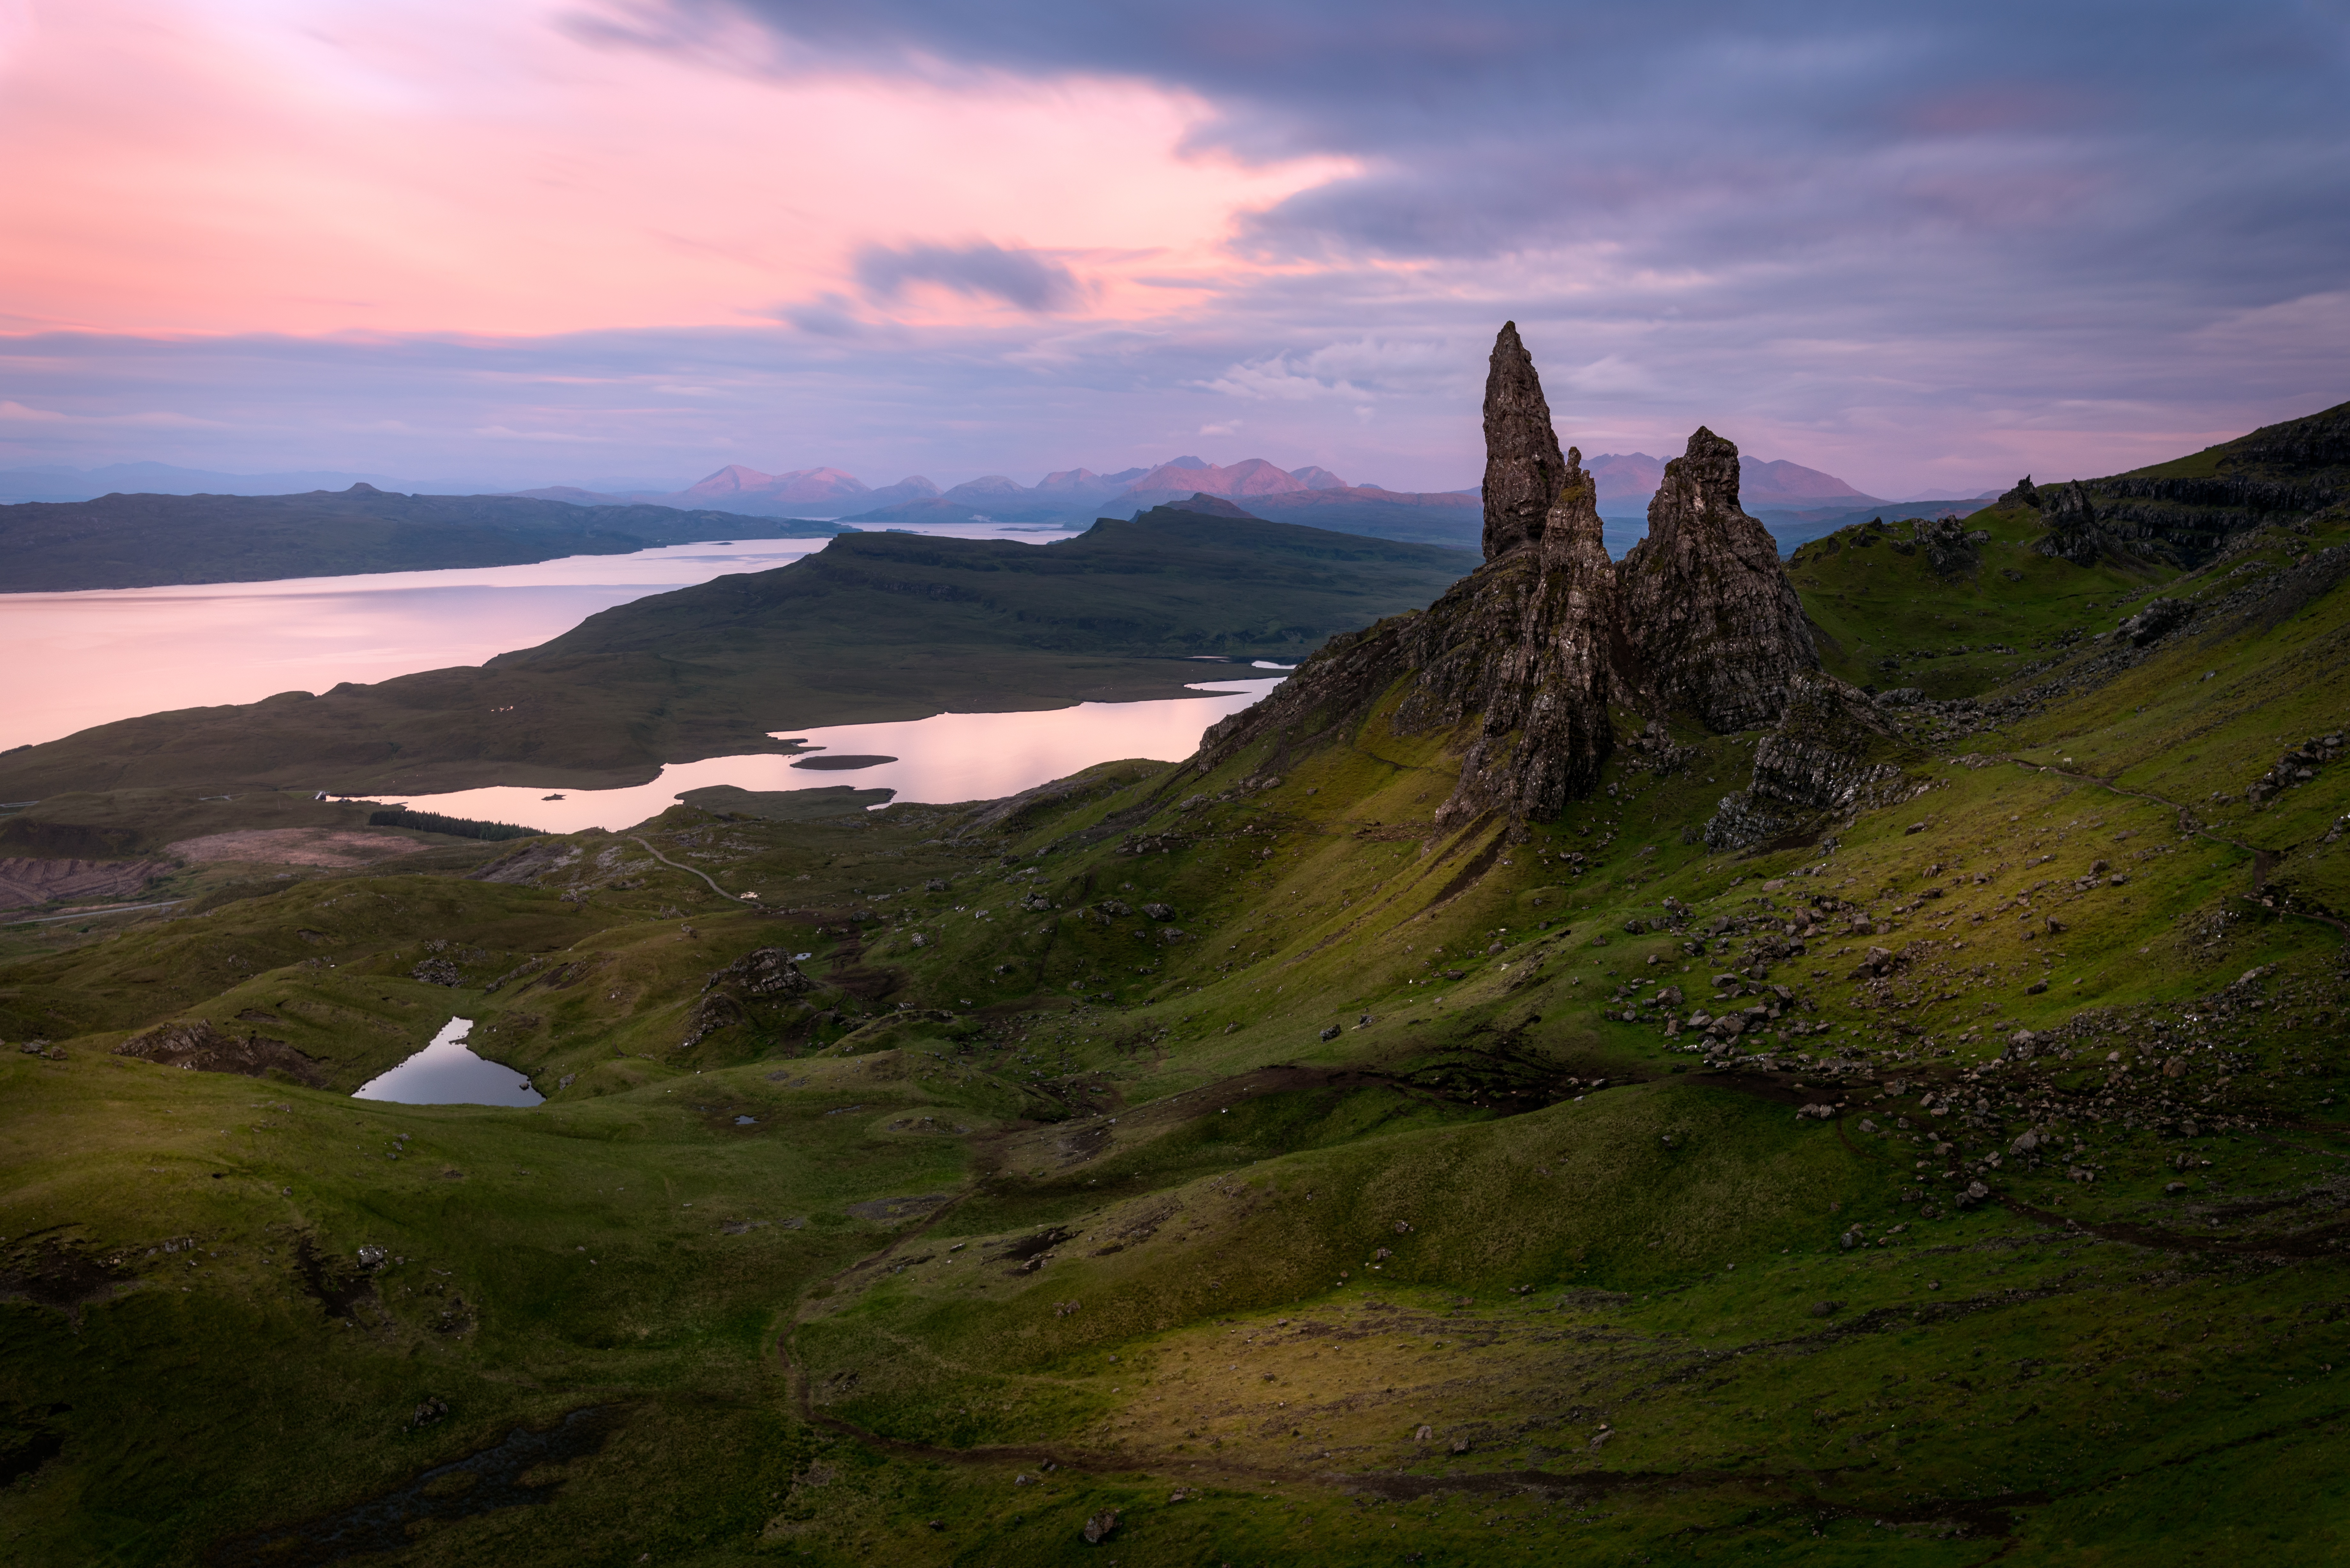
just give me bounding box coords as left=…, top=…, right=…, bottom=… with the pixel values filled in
left=4, top=449, right=1999, bottom=559
left=522, top=448, right=1971, bottom=539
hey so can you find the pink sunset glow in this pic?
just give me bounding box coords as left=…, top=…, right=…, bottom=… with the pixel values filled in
left=0, top=0, right=1350, bottom=337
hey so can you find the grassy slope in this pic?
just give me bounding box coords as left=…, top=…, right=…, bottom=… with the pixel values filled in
left=0, top=519, right=1479, bottom=800
left=0, top=488, right=843, bottom=593
left=3, top=504, right=2349, bottom=1564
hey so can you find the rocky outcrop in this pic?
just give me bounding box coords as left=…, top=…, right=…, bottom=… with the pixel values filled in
left=113, top=1020, right=326, bottom=1086
left=1480, top=321, right=1571, bottom=560
left=2117, top=596, right=2190, bottom=645
left=1912, top=515, right=1987, bottom=577
left=1394, top=451, right=1622, bottom=824
left=701, top=946, right=815, bottom=999
left=1618, top=427, right=1819, bottom=732
left=1200, top=329, right=1615, bottom=822
left=2035, top=480, right=2117, bottom=565
left=1996, top=476, right=2042, bottom=509
left=1704, top=673, right=1909, bottom=850
left=1201, top=328, right=1831, bottom=824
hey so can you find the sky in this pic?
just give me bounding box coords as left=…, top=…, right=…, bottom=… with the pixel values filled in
left=2, top=0, right=2346, bottom=498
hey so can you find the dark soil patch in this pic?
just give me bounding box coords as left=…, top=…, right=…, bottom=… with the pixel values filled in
left=292, top=1237, right=377, bottom=1320
left=0, top=1238, right=134, bottom=1320
left=210, top=1407, right=619, bottom=1566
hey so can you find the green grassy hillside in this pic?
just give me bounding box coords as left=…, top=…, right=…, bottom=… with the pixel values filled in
left=3, top=466, right=2348, bottom=1564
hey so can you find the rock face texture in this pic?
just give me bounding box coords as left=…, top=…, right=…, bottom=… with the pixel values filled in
left=1704, top=673, right=1908, bottom=850
left=2035, top=480, right=2114, bottom=564
left=1912, top=515, right=1987, bottom=577
left=1480, top=321, right=1571, bottom=560
left=1618, top=427, right=1819, bottom=732
left=1199, top=325, right=1833, bottom=826
left=1395, top=450, right=1622, bottom=824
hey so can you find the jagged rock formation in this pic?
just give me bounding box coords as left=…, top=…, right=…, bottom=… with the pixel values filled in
left=1997, top=476, right=2041, bottom=509
left=1480, top=321, right=1570, bottom=560
left=1704, top=674, right=1909, bottom=850
left=1618, top=428, right=1819, bottom=732
left=1202, top=328, right=1834, bottom=824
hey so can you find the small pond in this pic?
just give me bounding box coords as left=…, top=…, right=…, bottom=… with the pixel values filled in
left=353, top=1017, right=543, bottom=1107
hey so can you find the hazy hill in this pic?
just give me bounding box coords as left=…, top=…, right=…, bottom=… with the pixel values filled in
left=519, top=466, right=946, bottom=518
left=0, top=484, right=846, bottom=593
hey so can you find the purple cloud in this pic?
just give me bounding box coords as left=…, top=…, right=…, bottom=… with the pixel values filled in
left=853, top=241, right=1083, bottom=313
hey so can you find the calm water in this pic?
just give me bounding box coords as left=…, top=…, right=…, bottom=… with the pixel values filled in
left=383, top=675, right=1290, bottom=833
left=0, top=524, right=1057, bottom=750
left=353, top=1016, right=543, bottom=1107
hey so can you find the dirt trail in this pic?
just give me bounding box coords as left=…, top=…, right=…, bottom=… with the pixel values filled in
left=629, top=835, right=737, bottom=899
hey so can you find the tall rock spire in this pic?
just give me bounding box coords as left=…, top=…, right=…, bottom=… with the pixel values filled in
left=1422, top=446, right=1620, bottom=822
left=1480, top=321, right=1569, bottom=560
left=1618, top=426, right=1818, bottom=732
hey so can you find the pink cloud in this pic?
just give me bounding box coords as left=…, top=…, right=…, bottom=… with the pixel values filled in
left=0, top=0, right=1352, bottom=337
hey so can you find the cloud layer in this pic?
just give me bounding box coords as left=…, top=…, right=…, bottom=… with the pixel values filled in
left=2, top=0, right=2343, bottom=496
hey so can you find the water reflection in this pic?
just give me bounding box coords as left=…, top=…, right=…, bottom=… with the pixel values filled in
left=0, top=523, right=1055, bottom=750
left=354, top=1016, right=543, bottom=1107
left=384, top=676, right=1286, bottom=834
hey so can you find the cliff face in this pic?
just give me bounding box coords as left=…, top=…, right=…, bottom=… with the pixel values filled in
left=1396, top=452, right=1621, bottom=825
left=1480, top=321, right=1571, bottom=560
left=1203, top=325, right=1827, bottom=825
left=1618, top=427, right=1819, bottom=732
